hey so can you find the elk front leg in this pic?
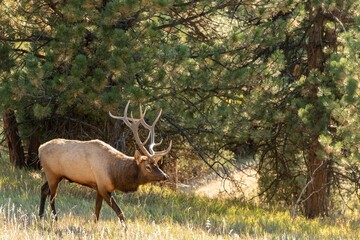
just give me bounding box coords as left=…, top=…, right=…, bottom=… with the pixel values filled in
left=100, top=191, right=126, bottom=229
left=95, top=192, right=103, bottom=222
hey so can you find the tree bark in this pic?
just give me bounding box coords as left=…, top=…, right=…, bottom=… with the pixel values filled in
left=303, top=5, right=331, bottom=218
left=304, top=140, right=330, bottom=218
left=27, top=129, right=41, bottom=169
left=3, top=109, right=26, bottom=168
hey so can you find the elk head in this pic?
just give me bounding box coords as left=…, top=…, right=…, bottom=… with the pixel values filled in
left=109, top=101, right=172, bottom=182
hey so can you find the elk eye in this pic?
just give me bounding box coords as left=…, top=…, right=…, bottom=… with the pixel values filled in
left=145, top=164, right=152, bottom=172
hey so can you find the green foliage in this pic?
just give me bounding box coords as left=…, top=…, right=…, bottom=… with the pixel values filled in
left=0, top=43, right=14, bottom=71
left=344, top=78, right=358, bottom=103
left=33, top=103, right=51, bottom=120
left=0, top=0, right=360, bottom=218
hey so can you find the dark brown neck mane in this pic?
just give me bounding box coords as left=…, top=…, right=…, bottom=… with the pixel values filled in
left=110, top=157, right=142, bottom=193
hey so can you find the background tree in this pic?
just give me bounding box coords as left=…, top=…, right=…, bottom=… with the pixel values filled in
left=0, top=0, right=359, bottom=218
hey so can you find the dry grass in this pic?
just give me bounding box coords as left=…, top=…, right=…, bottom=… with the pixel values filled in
left=0, top=154, right=359, bottom=239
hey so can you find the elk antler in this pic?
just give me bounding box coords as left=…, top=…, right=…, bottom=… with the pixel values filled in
left=109, top=101, right=172, bottom=162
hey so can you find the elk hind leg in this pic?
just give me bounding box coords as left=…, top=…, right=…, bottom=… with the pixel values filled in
left=48, top=178, right=61, bottom=221
left=39, top=182, right=50, bottom=218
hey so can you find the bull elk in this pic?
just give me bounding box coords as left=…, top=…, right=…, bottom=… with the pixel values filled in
left=38, top=101, right=172, bottom=228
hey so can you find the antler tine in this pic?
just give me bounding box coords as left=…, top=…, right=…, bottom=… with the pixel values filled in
left=109, top=111, right=123, bottom=120
left=141, top=108, right=162, bottom=146
left=141, top=107, right=171, bottom=161
left=108, top=101, right=130, bottom=121
left=153, top=140, right=172, bottom=162
left=155, top=138, right=163, bottom=146
left=122, top=101, right=133, bottom=127
left=152, top=108, right=162, bottom=127
left=109, top=101, right=143, bottom=123
left=142, top=131, right=151, bottom=146
left=161, top=140, right=172, bottom=156
left=130, top=111, right=135, bottom=121
left=148, top=138, right=163, bottom=154
left=139, top=105, right=148, bottom=120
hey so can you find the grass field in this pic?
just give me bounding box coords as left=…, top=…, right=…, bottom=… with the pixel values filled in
left=0, top=154, right=359, bottom=239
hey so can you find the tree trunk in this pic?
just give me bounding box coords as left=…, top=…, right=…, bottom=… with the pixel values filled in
left=303, top=5, right=330, bottom=218
left=3, top=109, right=26, bottom=168
left=304, top=140, right=330, bottom=218
left=27, top=129, right=41, bottom=169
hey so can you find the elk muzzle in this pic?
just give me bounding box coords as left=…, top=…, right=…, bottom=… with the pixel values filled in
left=156, top=167, right=169, bottom=182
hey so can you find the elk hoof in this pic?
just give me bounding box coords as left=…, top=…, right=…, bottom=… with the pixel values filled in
left=121, top=220, right=127, bottom=231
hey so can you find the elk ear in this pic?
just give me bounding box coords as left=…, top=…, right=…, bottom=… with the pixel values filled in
left=134, top=150, right=142, bottom=165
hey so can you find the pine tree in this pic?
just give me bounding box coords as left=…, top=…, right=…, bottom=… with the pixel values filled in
left=0, top=0, right=359, bottom=218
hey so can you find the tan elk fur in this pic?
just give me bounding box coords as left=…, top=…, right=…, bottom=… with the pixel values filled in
left=38, top=138, right=169, bottom=228
left=38, top=103, right=171, bottom=229
left=39, top=139, right=158, bottom=192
